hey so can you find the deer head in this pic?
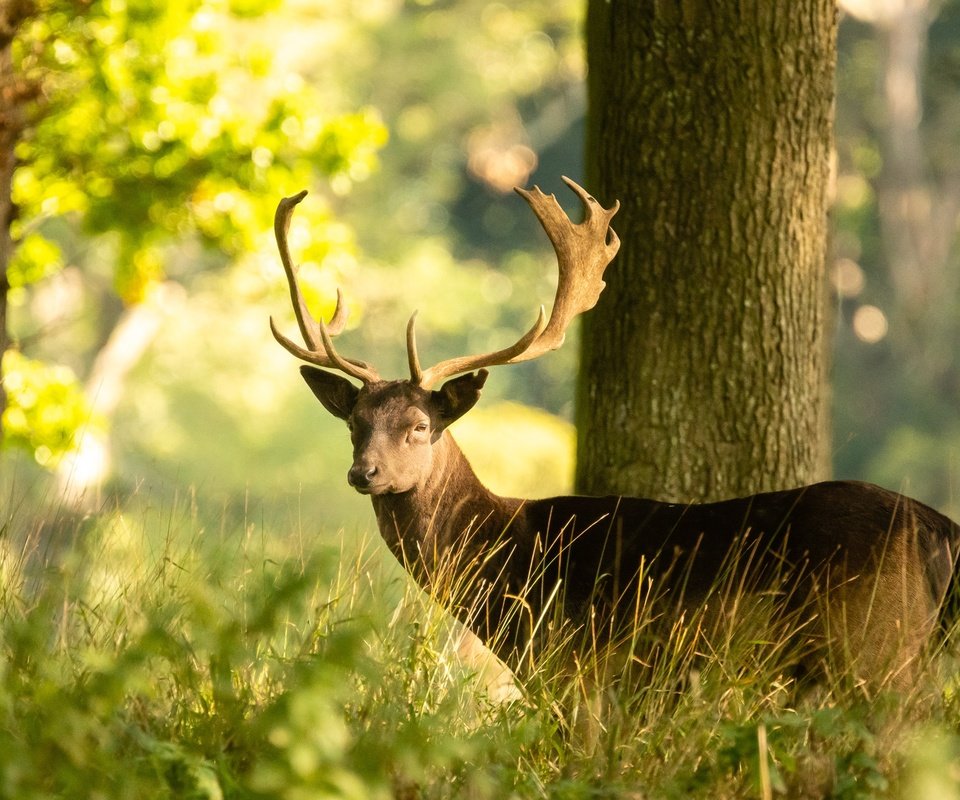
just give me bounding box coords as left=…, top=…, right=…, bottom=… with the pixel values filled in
left=296, top=367, right=488, bottom=494
left=270, top=178, right=620, bottom=495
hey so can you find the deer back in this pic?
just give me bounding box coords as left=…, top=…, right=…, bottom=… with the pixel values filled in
left=449, top=480, right=959, bottom=676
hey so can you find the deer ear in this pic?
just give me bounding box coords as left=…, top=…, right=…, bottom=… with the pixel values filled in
left=433, top=369, right=488, bottom=429
left=300, top=366, right=359, bottom=421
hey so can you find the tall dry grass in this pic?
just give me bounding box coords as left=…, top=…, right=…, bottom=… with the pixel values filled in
left=1, top=476, right=959, bottom=798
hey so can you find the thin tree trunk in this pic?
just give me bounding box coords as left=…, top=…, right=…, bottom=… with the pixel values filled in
left=0, top=1, right=36, bottom=442
left=577, top=2, right=837, bottom=502
left=871, top=2, right=960, bottom=368
left=57, top=282, right=182, bottom=506
left=0, top=39, right=17, bottom=438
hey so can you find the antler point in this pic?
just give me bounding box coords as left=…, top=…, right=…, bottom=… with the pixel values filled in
left=407, top=311, right=424, bottom=385
left=272, top=191, right=380, bottom=383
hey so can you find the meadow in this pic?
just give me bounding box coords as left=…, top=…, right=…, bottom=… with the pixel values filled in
left=2, top=471, right=960, bottom=800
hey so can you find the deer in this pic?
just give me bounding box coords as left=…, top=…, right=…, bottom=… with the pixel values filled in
left=269, top=178, right=960, bottom=700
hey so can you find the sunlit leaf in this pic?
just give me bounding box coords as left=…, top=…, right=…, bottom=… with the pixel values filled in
left=8, top=234, right=64, bottom=288
left=3, top=0, right=388, bottom=462
left=1, top=351, right=100, bottom=468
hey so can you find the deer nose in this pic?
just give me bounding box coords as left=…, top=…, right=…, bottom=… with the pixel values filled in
left=348, top=464, right=378, bottom=489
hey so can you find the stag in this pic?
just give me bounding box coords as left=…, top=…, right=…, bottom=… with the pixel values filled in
left=270, top=178, right=959, bottom=694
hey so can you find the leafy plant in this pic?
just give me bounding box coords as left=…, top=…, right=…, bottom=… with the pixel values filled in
left=0, top=349, right=99, bottom=466
left=2, top=478, right=960, bottom=799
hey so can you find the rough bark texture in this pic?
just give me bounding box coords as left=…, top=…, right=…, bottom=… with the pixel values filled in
left=577, top=1, right=837, bottom=502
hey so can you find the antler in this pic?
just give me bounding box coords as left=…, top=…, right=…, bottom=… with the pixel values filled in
left=269, top=191, right=380, bottom=384
left=410, top=176, right=620, bottom=389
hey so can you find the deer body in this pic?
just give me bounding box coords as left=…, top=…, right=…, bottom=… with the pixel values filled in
left=271, top=179, right=960, bottom=690
left=303, top=370, right=959, bottom=685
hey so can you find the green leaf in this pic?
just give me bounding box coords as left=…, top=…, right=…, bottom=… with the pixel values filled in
left=1, top=350, right=99, bottom=467
left=7, top=234, right=64, bottom=288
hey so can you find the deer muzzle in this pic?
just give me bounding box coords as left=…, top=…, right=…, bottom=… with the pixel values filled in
left=348, top=462, right=379, bottom=493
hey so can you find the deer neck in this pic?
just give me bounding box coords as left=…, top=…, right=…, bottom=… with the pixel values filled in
left=370, top=431, right=521, bottom=585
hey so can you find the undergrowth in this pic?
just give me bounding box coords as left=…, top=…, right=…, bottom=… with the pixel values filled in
left=1, top=486, right=959, bottom=799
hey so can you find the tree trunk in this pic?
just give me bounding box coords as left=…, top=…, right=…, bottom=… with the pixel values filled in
left=0, top=39, right=17, bottom=438
left=0, top=1, right=36, bottom=442
left=56, top=283, right=182, bottom=507
left=577, top=1, right=837, bottom=502
left=871, top=2, right=960, bottom=365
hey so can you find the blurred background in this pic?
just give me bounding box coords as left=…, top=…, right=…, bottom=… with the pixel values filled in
left=2, top=0, right=959, bottom=539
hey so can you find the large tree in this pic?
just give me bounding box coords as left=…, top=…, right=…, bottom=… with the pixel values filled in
left=577, top=2, right=837, bottom=502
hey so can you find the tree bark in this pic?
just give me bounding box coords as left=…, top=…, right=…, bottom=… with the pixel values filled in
left=0, top=39, right=17, bottom=437
left=0, top=0, right=37, bottom=442
left=577, top=1, right=837, bottom=502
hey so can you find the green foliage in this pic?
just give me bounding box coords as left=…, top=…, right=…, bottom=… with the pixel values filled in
left=2, top=493, right=959, bottom=799
left=320, top=0, right=587, bottom=413
left=12, top=0, right=387, bottom=303
left=711, top=709, right=889, bottom=799
left=3, top=0, right=588, bottom=478
left=3, top=0, right=387, bottom=463
left=0, top=494, right=521, bottom=798
left=0, top=350, right=99, bottom=467
left=6, top=233, right=63, bottom=289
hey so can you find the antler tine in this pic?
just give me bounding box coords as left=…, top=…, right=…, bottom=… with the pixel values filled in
left=512, top=175, right=620, bottom=353
left=407, top=312, right=424, bottom=385
left=412, top=177, right=619, bottom=389
left=271, top=191, right=380, bottom=384
left=412, top=307, right=548, bottom=388
left=558, top=175, right=621, bottom=230
left=275, top=191, right=329, bottom=347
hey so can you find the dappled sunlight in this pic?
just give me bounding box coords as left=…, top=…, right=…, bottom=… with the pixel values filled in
left=830, top=257, right=866, bottom=298
left=840, top=0, right=928, bottom=25
left=852, top=303, right=889, bottom=343
left=467, top=124, right=538, bottom=193
left=56, top=432, right=109, bottom=506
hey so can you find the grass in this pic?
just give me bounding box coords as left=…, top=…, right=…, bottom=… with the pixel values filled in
left=2, top=482, right=960, bottom=799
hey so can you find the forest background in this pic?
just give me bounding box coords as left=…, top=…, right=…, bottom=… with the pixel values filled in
left=3, top=0, right=959, bottom=536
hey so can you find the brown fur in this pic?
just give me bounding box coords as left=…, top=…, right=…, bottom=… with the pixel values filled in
left=302, top=367, right=960, bottom=691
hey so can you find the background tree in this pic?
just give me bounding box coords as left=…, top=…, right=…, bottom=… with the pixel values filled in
left=1, top=0, right=385, bottom=479
left=577, top=2, right=837, bottom=502
left=0, top=0, right=49, bottom=449
left=831, top=0, right=960, bottom=517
